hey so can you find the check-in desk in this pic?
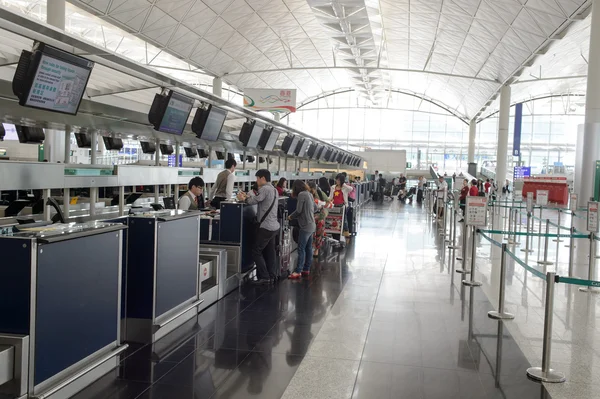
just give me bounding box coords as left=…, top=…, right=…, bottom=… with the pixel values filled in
left=123, top=210, right=202, bottom=344
left=200, top=202, right=256, bottom=294
left=0, top=221, right=127, bottom=399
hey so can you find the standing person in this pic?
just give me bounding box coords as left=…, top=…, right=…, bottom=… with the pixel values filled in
left=212, top=158, right=237, bottom=208
left=469, top=179, right=479, bottom=197
left=399, top=174, right=407, bottom=191
left=490, top=179, right=497, bottom=201
left=484, top=179, right=491, bottom=195
left=178, top=177, right=205, bottom=211
left=289, top=181, right=317, bottom=279
left=502, top=179, right=511, bottom=196
left=308, top=182, right=331, bottom=258
left=459, top=178, right=469, bottom=217
left=330, top=173, right=354, bottom=237
left=276, top=177, right=287, bottom=197
left=417, top=176, right=425, bottom=204
left=436, top=176, right=448, bottom=218
left=237, top=169, right=279, bottom=285
left=319, top=177, right=331, bottom=197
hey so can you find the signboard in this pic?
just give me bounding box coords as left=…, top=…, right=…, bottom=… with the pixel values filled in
left=570, top=193, right=578, bottom=213
left=526, top=192, right=534, bottom=213
left=513, top=166, right=531, bottom=180
left=167, top=154, right=183, bottom=167
left=243, top=88, right=297, bottom=113
left=595, top=161, right=600, bottom=202
left=513, top=103, right=523, bottom=157
left=465, top=197, right=487, bottom=226
left=588, top=201, right=599, bottom=233
left=536, top=190, right=549, bottom=206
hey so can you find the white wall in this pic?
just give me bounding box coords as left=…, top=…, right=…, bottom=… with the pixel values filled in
left=0, top=140, right=38, bottom=161
left=356, top=150, right=407, bottom=176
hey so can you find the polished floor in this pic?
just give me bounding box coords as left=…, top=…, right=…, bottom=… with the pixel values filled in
left=73, top=200, right=552, bottom=399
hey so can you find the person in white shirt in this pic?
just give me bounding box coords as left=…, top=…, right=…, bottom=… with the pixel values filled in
left=178, top=177, right=205, bottom=211
left=211, top=158, right=236, bottom=208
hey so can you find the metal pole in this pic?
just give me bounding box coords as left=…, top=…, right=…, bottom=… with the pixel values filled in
left=553, top=210, right=564, bottom=243
left=506, top=206, right=514, bottom=244
left=521, top=213, right=534, bottom=253
left=462, top=226, right=482, bottom=286
left=580, top=233, right=600, bottom=293
left=566, top=212, right=575, bottom=248
left=488, top=244, right=515, bottom=319
left=154, top=138, right=160, bottom=204
left=537, top=220, right=554, bottom=265
left=513, top=208, right=520, bottom=246
left=449, top=207, right=459, bottom=249
left=539, top=206, right=543, bottom=234
left=63, top=188, right=70, bottom=221
left=118, top=186, right=125, bottom=216
left=90, top=131, right=98, bottom=218
left=568, top=226, right=575, bottom=277
left=526, top=272, right=565, bottom=383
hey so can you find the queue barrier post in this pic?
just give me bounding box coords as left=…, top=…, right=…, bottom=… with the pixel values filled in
left=488, top=243, right=515, bottom=320
left=526, top=272, right=566, bottom=383
left=537, top=220, right=554, bottom=266
left=462, top=226, right=482, bottom=287
left=579, top=233, right=600, bottom=294
left=553, top=210, right=564, bottom=243
left=456, top=221, right=469, bottom=273
left=568, top=226, right=576, bottom=277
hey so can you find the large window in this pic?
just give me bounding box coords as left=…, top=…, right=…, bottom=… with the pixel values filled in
left=285, top=92, right=583, bottom=174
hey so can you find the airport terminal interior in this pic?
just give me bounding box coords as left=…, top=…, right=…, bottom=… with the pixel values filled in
left=3, top=0, right=600, bottom=398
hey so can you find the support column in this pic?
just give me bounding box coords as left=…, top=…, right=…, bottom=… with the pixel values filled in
left=213, top=77, right=222, bottom=97
left=274, top=113, right=281, bottom=122
left=63, top=126, right=71, bottom=164
left=154, top=138, right=160, bottom=203
left=496, top=85, right=511, bottom=187
left=175, top=142, right=180, bottom=167
left=468, top=119, right=476, bottom=163
left=90, top=131, right=97, bottom=217
left=580, top=0, right=600, bottom=203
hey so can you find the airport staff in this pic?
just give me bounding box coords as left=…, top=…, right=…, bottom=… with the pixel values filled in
left=212, top=158, right=237, bottom=208
left=178, top=176, right=205, bottom=211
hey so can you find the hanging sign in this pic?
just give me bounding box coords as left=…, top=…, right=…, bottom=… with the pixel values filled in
left=588, top=201, right=599, bottom=233
left=526, top=192, right=534, bottom=213
left=243, top=88, right=297, bottom=113
left=466, top=196, right=488, bottom=226
left=536, top=190, right=549, bottom=206
left=513, top=103, right=523, bottom=157
left=570, top=193, right=578, bottom=213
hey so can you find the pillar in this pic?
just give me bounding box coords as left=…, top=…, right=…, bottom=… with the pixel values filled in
left=274, top=113, right=281, bottom=122
left=580, top=0, right=600, bottom=203
left=63, top=126, right=71, bottom=164
left=213, top=77, right=222, bottom=97
left=90, top=131, right=97, bottom=217
left=47, top=0, right=66, bottom=29
left=496, top=85, right=510, bottom=188
left=468, top=119, right=476, bottom=163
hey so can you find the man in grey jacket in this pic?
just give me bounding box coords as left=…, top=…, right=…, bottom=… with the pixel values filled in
left=237, top=169, right=280, bottom=285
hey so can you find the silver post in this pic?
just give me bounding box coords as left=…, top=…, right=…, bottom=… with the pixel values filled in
left=539, top=206, right=543, bottom=234
left=521, top=213, right=534, bottom=253
left=506, top=207, right=515, bottom=244
left=456, top=224, right=469, bottom=273
left=118, top=186, right=125, bottom=216
left=568, top=226, right=575, bottom=277
left=449, top=207, right=459, bottom=250
left=538, top=220, right=554, bottom=266
left=488, top=244, right=515, bottom=319
left=441, top=201, right=448, bottom=236
left=553, top=210, right=564, bottom=243
left=580, top=233, right=600, bottom=293
left=462, top=226, right=482, bottom=287
left=513, top=208, right=521, bottom=246
left=526, top=272, right=565, bottom=383
left=565, top=213, right=575, bottom=248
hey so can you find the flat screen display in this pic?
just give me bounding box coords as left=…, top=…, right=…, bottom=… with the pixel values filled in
left=192, top=105, right=227, bottom=141
left=1, top=123, right=20, bottom=141
left=295, top=139, right=310, bottom=157
left=158, top=91, right=194, bottom=135
left=258, top=127, right=278, bottom=151
left=248, top=122, right=264, bottom=148
left=14, top=43, right=94, bottom=115
left=287, top=136, right=300, bottom=156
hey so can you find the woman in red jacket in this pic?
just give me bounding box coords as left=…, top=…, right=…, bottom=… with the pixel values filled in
left=469, top=179, right=479, bottom=197
left=459, top=179, right=469, bottom=215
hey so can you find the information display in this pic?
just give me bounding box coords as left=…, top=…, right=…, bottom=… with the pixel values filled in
left=465, top=197, right=487, bottom=226
left=526, top=192, right=534, bottom=213
left=536, top=190, right=549, bottom=206
left=588, top=201, right=599, bottom=233
left=570, top=193, right=578, bottom=213
left=513, top=166, right=531, bottom=180
left=158, top=91, right=194, bottom=135
left=202, top=107, right=227, bottom=141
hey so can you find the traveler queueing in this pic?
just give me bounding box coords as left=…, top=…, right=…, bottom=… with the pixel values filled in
left=288, top=181, right=318, bottom=279
left=308, top=182, right=332, bottom=258
left=330, top=173, right=354, bottom=237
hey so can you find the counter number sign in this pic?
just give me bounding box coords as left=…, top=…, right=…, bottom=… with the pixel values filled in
left=536, top=190, right=549, bottom=206
left=466, top=196, right=488, bottom=226
left=588, top=202, right=599, bottom=233
left=570, top=193, right=578, bottom=213
left=526, top=192, right=534, bottom=213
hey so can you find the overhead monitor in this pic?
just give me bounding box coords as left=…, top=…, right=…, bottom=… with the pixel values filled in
left=281, top=135, right=300, bottom=155
left=198, top=149, right=208, bottom=158
left=148, top=90, right=194, bottom=135
left=12, top=42, right=94, bottom=115
left=215, top=151, right=225, bottom=160
left=0, top=124, right=4, bottom=141
left=15, top=125, right=45, bottom=144
left=140, top=141, right=156, bottom=154
left=258, top=157, right=265, bottom=163
left=184, top=147, right=197, bottom=158
left=337, top=153, right=344, bottom=163
left=192, top=104, right=227, bottom=141
left=75, top=132, right=92, bottom=148
left=315, top=146, right=325, bottom=160
left=103, top=136, right=123, bottom=151
left=239, top=120, right=264, bottom=149
left=295, top=139, right=310, bottom=157
left=258, top=126, right=278, bottom=151
left=246, top=155, right=255, bottom=162
left=307, top=143, right=319, bottom=159
left=160, top=144, right=174, bottom=155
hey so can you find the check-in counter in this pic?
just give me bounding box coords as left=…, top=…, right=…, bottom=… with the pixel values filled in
left=0, top=221, right=127, bottom=399
left=122, top=210, right=201, bottom=344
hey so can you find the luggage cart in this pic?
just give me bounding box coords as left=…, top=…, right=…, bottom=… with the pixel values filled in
left=325, top=205, right=346, bottom=249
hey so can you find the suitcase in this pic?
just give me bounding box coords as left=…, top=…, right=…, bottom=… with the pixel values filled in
left=373, top=192, right=381, bottom=202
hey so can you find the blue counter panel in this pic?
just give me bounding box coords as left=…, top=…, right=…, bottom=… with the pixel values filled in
left=0, top=237, right=31, bottom=335
left=155, top=217, right=198, bottom=318
left=34, top=231, right=120, bottom=385
left=126, top=219, right=157, bottom=319
left=219, top=203, right=243, bottom=244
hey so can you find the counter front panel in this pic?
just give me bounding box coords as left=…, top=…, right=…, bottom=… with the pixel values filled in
left=0, top=237, right=32, bottom=335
